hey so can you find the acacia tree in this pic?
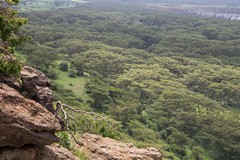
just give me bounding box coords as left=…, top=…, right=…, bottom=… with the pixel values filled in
left=0, top=0, right=28, bottom=75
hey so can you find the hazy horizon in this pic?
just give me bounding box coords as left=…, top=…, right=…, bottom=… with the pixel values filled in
left=120, top=0, right=240, bottom=6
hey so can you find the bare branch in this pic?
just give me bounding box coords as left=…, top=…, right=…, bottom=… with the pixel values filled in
left=62, top=103, right=109, bottom=123
left=55, top=101, right=111, bottom=146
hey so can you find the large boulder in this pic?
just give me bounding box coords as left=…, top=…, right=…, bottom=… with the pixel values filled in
left=78, top=133, right=162, bottom=160
left=0, top=145, right=80, bottom=160
left=0, top=83, right=61, bottom=147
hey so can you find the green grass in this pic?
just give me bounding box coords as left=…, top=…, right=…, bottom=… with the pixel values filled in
left=53, top=61, right=90, bottom=103
left=15, top=52, right=90, bottom=103
left=54, top=70, right=87, bottom=95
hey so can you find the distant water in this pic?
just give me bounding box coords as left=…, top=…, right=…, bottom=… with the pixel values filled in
left=150, top=4, right=240, bottom=21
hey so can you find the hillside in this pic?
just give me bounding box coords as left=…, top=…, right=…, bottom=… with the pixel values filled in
left=14, top=2, right=240, bottom=160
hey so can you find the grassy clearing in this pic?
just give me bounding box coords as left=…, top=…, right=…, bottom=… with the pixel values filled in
left=15, top=52, right=90, bottom=103
left=53, top=60, right=90, bottom=103
left=54, top=70, right=88, bottom=97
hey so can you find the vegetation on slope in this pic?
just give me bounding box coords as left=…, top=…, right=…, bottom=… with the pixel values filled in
left=16, top=3, right=240, bottom=160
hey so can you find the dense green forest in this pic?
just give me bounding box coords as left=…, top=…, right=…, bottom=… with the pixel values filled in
left=15, top=2, right=240, bottom=160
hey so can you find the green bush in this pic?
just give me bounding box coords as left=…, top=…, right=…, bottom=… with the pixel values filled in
left=46, top=68, right=58, bottom=79
left=73, top=149, right=89, bottom=160
left=68, top=69, right=76, bottom=78
left=59, top=62, right=69, bottom=71
left=0, top=55, right=22, bottom=75
left=57, top=132, right=71, bottom=150
left=76, top=70, right=84, bottom=77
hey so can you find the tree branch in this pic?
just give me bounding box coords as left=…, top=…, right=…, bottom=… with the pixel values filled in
left=55, top=101, right=111, bottom=146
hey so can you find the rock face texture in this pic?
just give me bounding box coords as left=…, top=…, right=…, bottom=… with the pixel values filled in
left=21, top=66, right=54, bottom=113
left=79, top=133, right=162, bottom=160
left=0, top=83, right=61, bottom=147
left=0, top=67, right=79, bottom=160
left=37, top=145, right=79, bottom=160
left=0, top=73, right=21, bottom=91
left=0, top=145, right=79, bottom=160
left=0, top=66, right=55, bottom=113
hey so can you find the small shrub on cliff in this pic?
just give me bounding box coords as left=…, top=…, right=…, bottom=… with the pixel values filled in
left=0, top=54, right=22, bottom=75
left=57, top=131, right=71, bottom=150
left=73, top=149, right=89, bottom=160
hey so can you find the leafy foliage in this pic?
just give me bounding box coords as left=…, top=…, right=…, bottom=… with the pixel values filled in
left=0, top=0, right=28, bottom=75
left=0, top=54, right=21, bottom=75
left=17, top=3, right=240, bottom=160
left=57, top=131, right=71, bottom=150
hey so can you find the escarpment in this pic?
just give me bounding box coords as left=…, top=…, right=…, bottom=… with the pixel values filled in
left=0, top=66, right=79, bottom=160
left=0, top=66, right=162, bottom=160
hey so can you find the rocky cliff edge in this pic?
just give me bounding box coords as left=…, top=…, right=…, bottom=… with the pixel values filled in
left=78, top=133, right=162, bottom=160
left=0, top=66, right=162, bottom=160
left=0, top=66, right=79, bottom=160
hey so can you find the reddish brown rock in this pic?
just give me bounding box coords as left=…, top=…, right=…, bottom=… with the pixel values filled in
left=0, top=73, right=21, bottom=92
left=78, top=133, right=162, bottom=160
left=0, top=145, right=80, bottom=160
left=0, top=146, right=37, bottom=160
left=0, top=66, right=55, bottom=113
left=37, top=145, right=80, bottom=160
left=20, top=66, right=54, bottom=113
left=0, top=83, right=61, bottom=147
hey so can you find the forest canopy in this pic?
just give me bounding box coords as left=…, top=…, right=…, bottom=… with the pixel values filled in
left=15, top=1, right=240, bottom=160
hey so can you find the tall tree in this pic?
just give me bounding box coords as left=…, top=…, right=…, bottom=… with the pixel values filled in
left=0, top=0, right=28, bottom=75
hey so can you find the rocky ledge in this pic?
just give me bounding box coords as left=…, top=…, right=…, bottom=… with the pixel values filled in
left=0, top=67, right=79, bottom=160
left=78, top=133, right=162, bottom=160
left=0, top=66, right=54, bottom=113
left=0, top=145, right=79, bottom=160
left=0, top=83, right=60, bottom=147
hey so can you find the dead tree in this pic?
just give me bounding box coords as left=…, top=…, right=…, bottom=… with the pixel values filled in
left=54, top=101, right=112, bottom=145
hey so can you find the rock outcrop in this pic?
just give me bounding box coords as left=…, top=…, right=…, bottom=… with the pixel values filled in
left=78, top=133, right=162, bottom=160
left=0, top=83, right=61, bottom=147
left=0, top=67, right=79, bottom=160
left=0, top=145, right=79, bottom=160
left=0, top=66, right=55, bottom=113
left=0, top=73, right=22, bottom=91
left=21, top=66, right=54, bottom=113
